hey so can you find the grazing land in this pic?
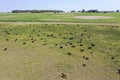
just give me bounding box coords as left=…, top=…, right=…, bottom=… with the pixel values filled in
left=0, top=13, right=120, bottom=23
left=0, top=13, right=120, bottom=80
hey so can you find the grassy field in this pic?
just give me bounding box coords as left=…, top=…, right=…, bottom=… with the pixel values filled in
left=0, top=12, right=120, bottom=23
left=0, top=22, right=120, bottom=80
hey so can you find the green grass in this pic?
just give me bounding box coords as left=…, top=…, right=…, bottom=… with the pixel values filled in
left=0, top=23, right=120, bottom=80
left=0, top=12, right=120, bottom=23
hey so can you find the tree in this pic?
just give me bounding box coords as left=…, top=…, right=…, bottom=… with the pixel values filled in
left=81, top=9, right=85, bottom=13
left=71, top=10, right=76, bottom=13
left=87, top=9, right=98, bottom=13
left=116, top=10, right=119, bottom=12
left=77, top=10, right=81, bottom=12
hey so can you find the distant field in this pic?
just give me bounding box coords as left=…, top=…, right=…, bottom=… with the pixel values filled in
left=0, top=23, right=120, bottom=80
left=0, top=13, right=120, bottom=23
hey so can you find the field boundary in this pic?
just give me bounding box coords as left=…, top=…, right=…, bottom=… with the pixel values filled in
left=0, top=22, right=120, bottom=26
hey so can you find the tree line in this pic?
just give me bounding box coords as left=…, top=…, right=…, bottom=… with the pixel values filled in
left=71, top=9, right=120, bottom=13
left=12, top=10, right=64, bottom=13
left=11, top=9, right=120, bottom=13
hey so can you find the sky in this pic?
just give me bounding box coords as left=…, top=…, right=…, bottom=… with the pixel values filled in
left=0, top=0, right=120, bottom=12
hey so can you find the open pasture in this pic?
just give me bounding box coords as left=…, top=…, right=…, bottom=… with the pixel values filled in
left=0, top=12, right=120, bottom=23
left=0, top=23, right=120, bottom=80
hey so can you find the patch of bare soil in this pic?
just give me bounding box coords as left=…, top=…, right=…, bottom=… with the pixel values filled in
left=42, top=19, right=61, bottom=21
left=74, top=16, right=113, bottom=19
